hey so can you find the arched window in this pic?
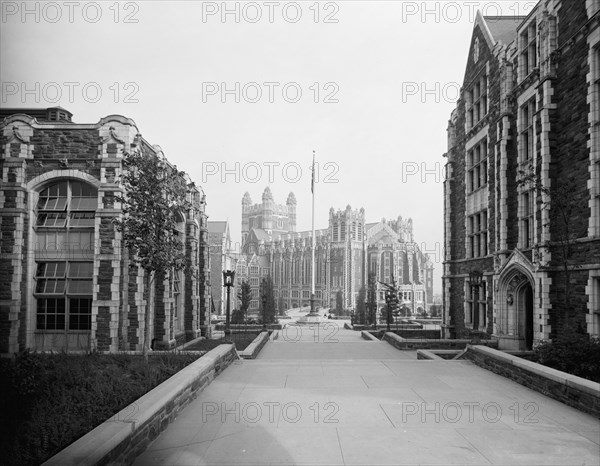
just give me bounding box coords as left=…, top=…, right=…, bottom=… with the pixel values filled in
left=34, top=180, right=97, bottom=333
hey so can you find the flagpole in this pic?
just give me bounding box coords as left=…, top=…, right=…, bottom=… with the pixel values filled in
left=310, top=150, right=316, bottom=314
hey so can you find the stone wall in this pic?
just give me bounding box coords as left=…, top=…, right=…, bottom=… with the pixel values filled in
left=463, top=345, right=600, bottom=417
left=0, top=112, right=211, bottom=354
left=383, top=332, right=498, bottom=351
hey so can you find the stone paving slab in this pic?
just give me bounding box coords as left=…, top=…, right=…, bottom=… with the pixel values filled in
left=134, top=327, right=600, bottom=465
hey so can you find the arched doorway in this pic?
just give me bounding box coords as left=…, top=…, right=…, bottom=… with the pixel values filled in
left=518, top=282, right=534, bottom=350
left=496, top=261, right=535, bottom=351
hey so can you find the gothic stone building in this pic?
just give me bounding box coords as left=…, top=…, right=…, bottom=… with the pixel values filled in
left=443, top=3, right=600, bottom=349
left=208, top=220, right=237, bottom=315
left=0, top=108, right=210, bottom=353
left=239, top=187, right=433, bottom=315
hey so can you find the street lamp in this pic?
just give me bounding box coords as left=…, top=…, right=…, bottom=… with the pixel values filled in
left=223, top=270, right=235, bottom=337
left=469, top=270, right=483, bottom=330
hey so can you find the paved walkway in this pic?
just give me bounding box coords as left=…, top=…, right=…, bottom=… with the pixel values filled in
left=134, top=326, right=599, bottom=465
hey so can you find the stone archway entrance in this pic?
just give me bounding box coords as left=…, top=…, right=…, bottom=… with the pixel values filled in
left=496, top=264, right=535, bottom=351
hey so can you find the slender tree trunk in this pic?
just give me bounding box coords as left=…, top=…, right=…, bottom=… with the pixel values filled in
left=143, top=270, right=153, bottom=363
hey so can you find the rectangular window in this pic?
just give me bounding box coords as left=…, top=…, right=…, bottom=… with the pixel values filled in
left=35, top=262, right=66, bottom=294
left=36, top=212, right=67, bottom=227
left=37, top=298, right=66, bottom=330
left=467, top=139, right=487, bottom=192
left=68, top=298, right=92, bottom=330
left=520, top=21, right=537, bottom=79
left=521, top=191, right=535, bottom=248
left=467, top=211, right=488, bottom=258
left=521, top=99, right=535, bottom=162
left=466, top=74, right=487, bottom=130
left=69, top=212, right=95, bottom=228
left=479, top=281, right=487, bottom=329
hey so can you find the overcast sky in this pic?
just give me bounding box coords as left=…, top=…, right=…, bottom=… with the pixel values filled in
left=1, top=1, right=538, bottom=294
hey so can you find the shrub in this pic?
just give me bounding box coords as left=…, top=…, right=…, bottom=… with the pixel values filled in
left=533, top=333, right=600, bottom=383
left=0, top=351, right=200, bottom=465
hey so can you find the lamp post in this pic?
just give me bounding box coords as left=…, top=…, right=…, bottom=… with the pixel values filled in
left=469, top=270, right=483, bottom=330
left=223, top=270, right=235, bottom=337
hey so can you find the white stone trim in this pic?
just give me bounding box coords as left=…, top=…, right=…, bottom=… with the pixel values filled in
left=587, top=0, right=600, bottom=18
left=586, top=270, right=600, bottom=337
left=588, top=27, right=600, bottom=237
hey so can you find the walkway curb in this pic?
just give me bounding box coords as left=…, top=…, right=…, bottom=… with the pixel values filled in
left=239, top=331, right=270, bottom=359
left=42, top=344, right=238, bottom=466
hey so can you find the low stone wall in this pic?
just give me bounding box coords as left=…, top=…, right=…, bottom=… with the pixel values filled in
left=463, top=345, right=600, bottom=418
left=352, top=323, right=422, bottom=332
left=416, top=349, right=442, bottom=360
left=394, top=329, right=440, bottom=339
left=214, top=323, right=282, bottom=331
left=417, top=349, right=462, bottom=360
left=239, top=331, right=270, bottom=359
left=42, top=344, right=238, bottom=466
left=361, top=330, right=380, bottom=341
left=382, top=333, right=498, bottom=350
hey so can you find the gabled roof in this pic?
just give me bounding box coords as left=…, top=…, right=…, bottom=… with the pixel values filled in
left=484, top=16, right=526, bottom=46
left=473, top=11, right=526, bottom=50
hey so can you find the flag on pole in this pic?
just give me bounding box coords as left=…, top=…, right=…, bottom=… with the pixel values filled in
left=311, top=150, right=315, bottom=193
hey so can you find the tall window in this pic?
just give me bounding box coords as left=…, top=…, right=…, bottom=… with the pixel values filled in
left=34, top=180, right=97, bottom=332
left=520, top=99, right=536, bottom=162
left=173, top=269, right=182, bottom=333
left=521, top=191, right=535, bottom=248
left=520, top=21, right=537, bottom=79
left=467, top=74, right=487, bottom=129
left=467, top=210, right=488, bottom=258
left=467, top=139, right=487, bottom=192
left=466, top=280, right=486, bottom=329
left=384, top=253, right=391, bottom=283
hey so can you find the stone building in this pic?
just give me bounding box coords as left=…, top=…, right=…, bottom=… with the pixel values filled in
left=239, top=188, right=433, bottom=315
left=443, top=2, right=600, bottom=349
left=208, top=220, right=237, bottom=315
left=0, top=108, right=210, bottom=353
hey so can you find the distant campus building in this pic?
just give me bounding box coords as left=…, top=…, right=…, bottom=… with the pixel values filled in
left=238, top=187, right=434, bottom=315
left=443, top=3, right=600, bottom=349
left=0, top=107, right=211, bottom=353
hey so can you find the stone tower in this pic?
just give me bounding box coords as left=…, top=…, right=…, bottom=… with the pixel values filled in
left=262, top=186, right=274, bottom=231
left=241, top=191, right=252, bottom=245
left=328, top=205, right=366, bottom=309
left=286, top=192, right=296, bottom=233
